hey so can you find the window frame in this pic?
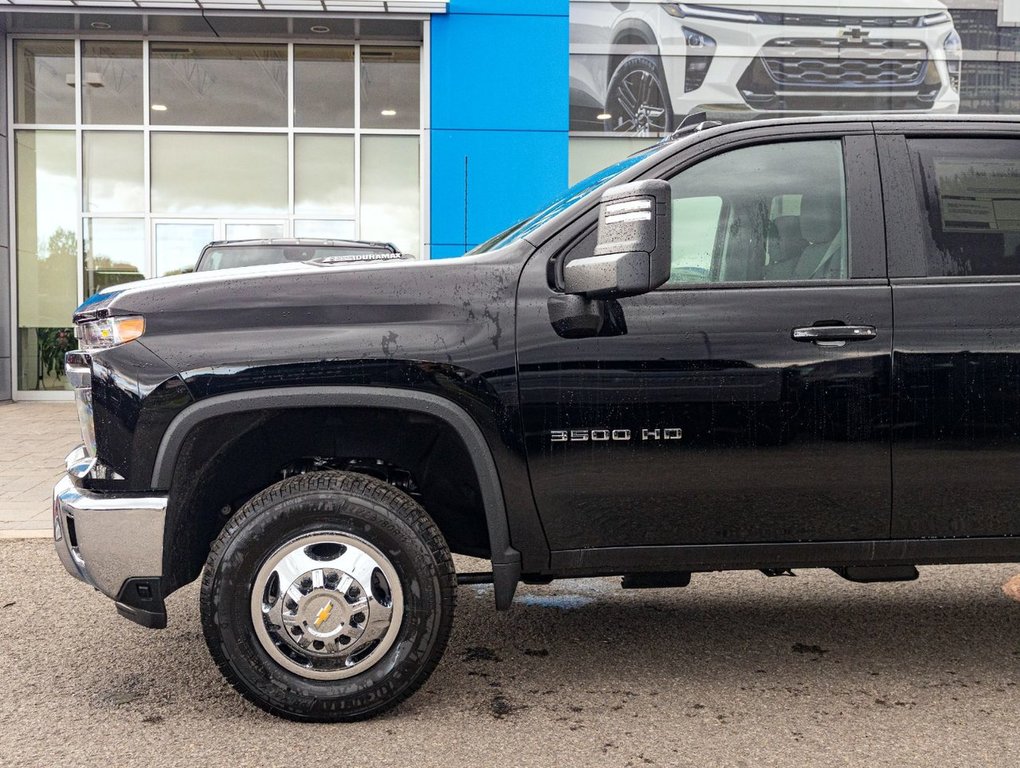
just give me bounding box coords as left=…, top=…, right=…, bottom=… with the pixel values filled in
left=655, top=134, right=880, bottom=290
left=546, top=125, right=887, bottom=294
left=878, top=127, right=1020, bottom=282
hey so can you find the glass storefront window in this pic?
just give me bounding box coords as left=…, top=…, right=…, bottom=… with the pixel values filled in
left=83, top=131, right=144, bottom=213
left=84, top=218, right=146, bottom=297
left=224, top=222, right=287, bottom=240
left=154, top=221, right=215, bottom=277
left=294, top=46, right=355, bottom=128
left=15, top=130, right=78, bottom=390
left=149, top=43, right=288, bottom=127
left=361, top=136, right=420, bottom=254
left=294, top=220, right=357, bottom=239
left=151, top=133, right=288, bottom=215
left=10, top=38, right=425, bottom=393
left=82, top=42, right=143, bottom=125
left=14, top=41, right=75, bottom=125
left=568, top=137, right=658, bottom=185
left=361, top=46, right=420, bottom=129
left=295, top=135, right=355, bottom=217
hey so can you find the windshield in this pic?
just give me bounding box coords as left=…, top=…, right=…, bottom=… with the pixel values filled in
left=468, top=147, right=658, bottom=254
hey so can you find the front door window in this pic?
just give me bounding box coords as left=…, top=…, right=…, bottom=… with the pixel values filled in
left=667, top=139, right=848, bottom=285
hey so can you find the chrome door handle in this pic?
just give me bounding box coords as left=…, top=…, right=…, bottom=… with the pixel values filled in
left=792, top=325, right=877, bottom=347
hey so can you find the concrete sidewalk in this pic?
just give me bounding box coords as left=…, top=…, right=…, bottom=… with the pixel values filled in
left=0, top=401, right=79, bottom=536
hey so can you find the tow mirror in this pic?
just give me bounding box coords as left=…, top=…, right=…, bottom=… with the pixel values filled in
left=563, top=179, right=672, bottom=299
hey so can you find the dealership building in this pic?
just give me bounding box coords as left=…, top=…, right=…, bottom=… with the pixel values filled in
left=1, top=0, right=1018, bottom=400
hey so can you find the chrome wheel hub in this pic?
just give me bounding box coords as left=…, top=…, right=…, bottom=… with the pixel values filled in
left=250, top=532, right=403, bottom=680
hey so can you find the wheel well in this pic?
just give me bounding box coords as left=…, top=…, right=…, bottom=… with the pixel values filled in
left=161, top=407, right=492, bottom=595
left=609, top=24, right=660, bottom=86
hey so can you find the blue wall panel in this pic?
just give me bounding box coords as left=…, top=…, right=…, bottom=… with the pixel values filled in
left=431, top=12, right=568, bottom=133
left=443, top=0, right=566, bottom=16
left=431, top=129, right=566, bottom=255
left=429, top=0, right=569, bottom=257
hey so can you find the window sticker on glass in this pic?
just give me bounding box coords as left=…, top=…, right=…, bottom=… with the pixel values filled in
left=934, top=159, right=1020, bottom=233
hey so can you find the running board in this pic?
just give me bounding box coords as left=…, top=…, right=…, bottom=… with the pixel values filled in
left=457, top=572, right=493, bottom=585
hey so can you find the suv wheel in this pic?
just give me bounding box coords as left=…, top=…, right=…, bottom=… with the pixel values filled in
left=200, top=471, right=455, bottom=721
left=605, top=54, right=674, bottom=136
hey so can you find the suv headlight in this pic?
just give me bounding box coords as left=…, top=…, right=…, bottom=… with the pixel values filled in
left=666, top=3, right=762, bottom=23
left=922, top=11, right=952, bottom=26
left=75, top=315, right=145, bottom=352
left=942, top=29, right=962, bottom=92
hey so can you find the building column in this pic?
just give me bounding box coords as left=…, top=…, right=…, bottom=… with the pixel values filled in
left=0, top=30, right=11, bottom=401
left=429, top=0, right=569, bottom=258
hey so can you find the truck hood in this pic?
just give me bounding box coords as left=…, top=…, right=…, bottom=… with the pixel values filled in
left=73, top=243, right=531, bottom=380
left=74, top=255, right=464, bottom=322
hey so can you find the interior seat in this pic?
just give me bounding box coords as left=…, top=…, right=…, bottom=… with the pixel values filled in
left=793, top=194, right=845, bottom=279
left=764, top=195, right=845, bottom=281
left=763, top=215, right=807, bottom=280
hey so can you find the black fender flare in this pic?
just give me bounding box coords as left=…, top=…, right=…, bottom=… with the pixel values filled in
left=151, top=386, right=521, bottom=609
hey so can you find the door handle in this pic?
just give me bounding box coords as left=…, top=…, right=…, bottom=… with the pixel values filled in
left=792, top=325, right=877, bottom=347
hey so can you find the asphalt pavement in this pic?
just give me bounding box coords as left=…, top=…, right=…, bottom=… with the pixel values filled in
left=2, top=539, right=1019, bottom=767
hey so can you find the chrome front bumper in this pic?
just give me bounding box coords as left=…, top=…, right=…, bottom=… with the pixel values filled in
left=53, top=447, right=168, bottom=607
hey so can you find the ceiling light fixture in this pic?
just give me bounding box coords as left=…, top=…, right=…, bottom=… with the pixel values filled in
left=151, top=104, right=168, bottom=112
left=90, top=21, right=112, bottom=30
left=381, top=109, right=396, bottom=117
left=310, top=25, right=330, bottom=33
left=596, top=113, right=612, bottom=120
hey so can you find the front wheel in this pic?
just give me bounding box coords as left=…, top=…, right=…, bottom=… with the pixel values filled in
left=200, top=471, right=456, bottom=721
left=604, top=54, right=674, bottom=136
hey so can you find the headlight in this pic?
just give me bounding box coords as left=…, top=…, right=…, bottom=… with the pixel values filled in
left=666, top=3, right=762, bottom=24
left=922, top=11, right=952, bottom=26
left=75, top=316, right=145, bottom=352
left=942, top=29, right=962, bottom=91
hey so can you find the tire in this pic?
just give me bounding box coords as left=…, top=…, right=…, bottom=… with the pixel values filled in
left=200, top=471, right=456, bottom=722
left=604, top=54, right=674, bottom=136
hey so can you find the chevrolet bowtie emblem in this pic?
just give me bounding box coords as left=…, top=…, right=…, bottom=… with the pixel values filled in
left=313, top=601, right=334, bottom=628
left=840, top=26, right=869, bottom=43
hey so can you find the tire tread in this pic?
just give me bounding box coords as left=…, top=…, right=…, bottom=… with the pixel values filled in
left=200, top=470, right=456, bottom=722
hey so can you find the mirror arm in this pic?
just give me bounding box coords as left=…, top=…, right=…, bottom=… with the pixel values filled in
left=547, top=295, right=607, bottom=339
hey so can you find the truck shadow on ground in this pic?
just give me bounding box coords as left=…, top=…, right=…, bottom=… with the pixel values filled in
left=115, top=567, right=1015, bottom=718
left=69, top=567, right=1020, bottom=721
left=456, top=573, right=1019, bottom=672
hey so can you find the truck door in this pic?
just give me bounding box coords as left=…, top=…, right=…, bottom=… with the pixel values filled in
left=517, top=130, right=893, bottom=553
left=879, top=127, right=1020, bottom=538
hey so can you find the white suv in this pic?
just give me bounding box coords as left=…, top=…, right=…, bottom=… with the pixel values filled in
left=570, top=1, right=962, bottom=134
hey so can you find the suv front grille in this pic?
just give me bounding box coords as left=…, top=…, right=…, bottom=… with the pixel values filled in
left=761, top=38, right=928, bottom=89
left=763, top=57, right=927, bottom=87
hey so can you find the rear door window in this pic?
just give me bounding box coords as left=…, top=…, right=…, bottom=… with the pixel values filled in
left=907, top=138, right=1020, bottom=277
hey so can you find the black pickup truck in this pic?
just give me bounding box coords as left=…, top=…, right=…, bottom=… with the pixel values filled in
left=54, top=115, right=1020, bottom=721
